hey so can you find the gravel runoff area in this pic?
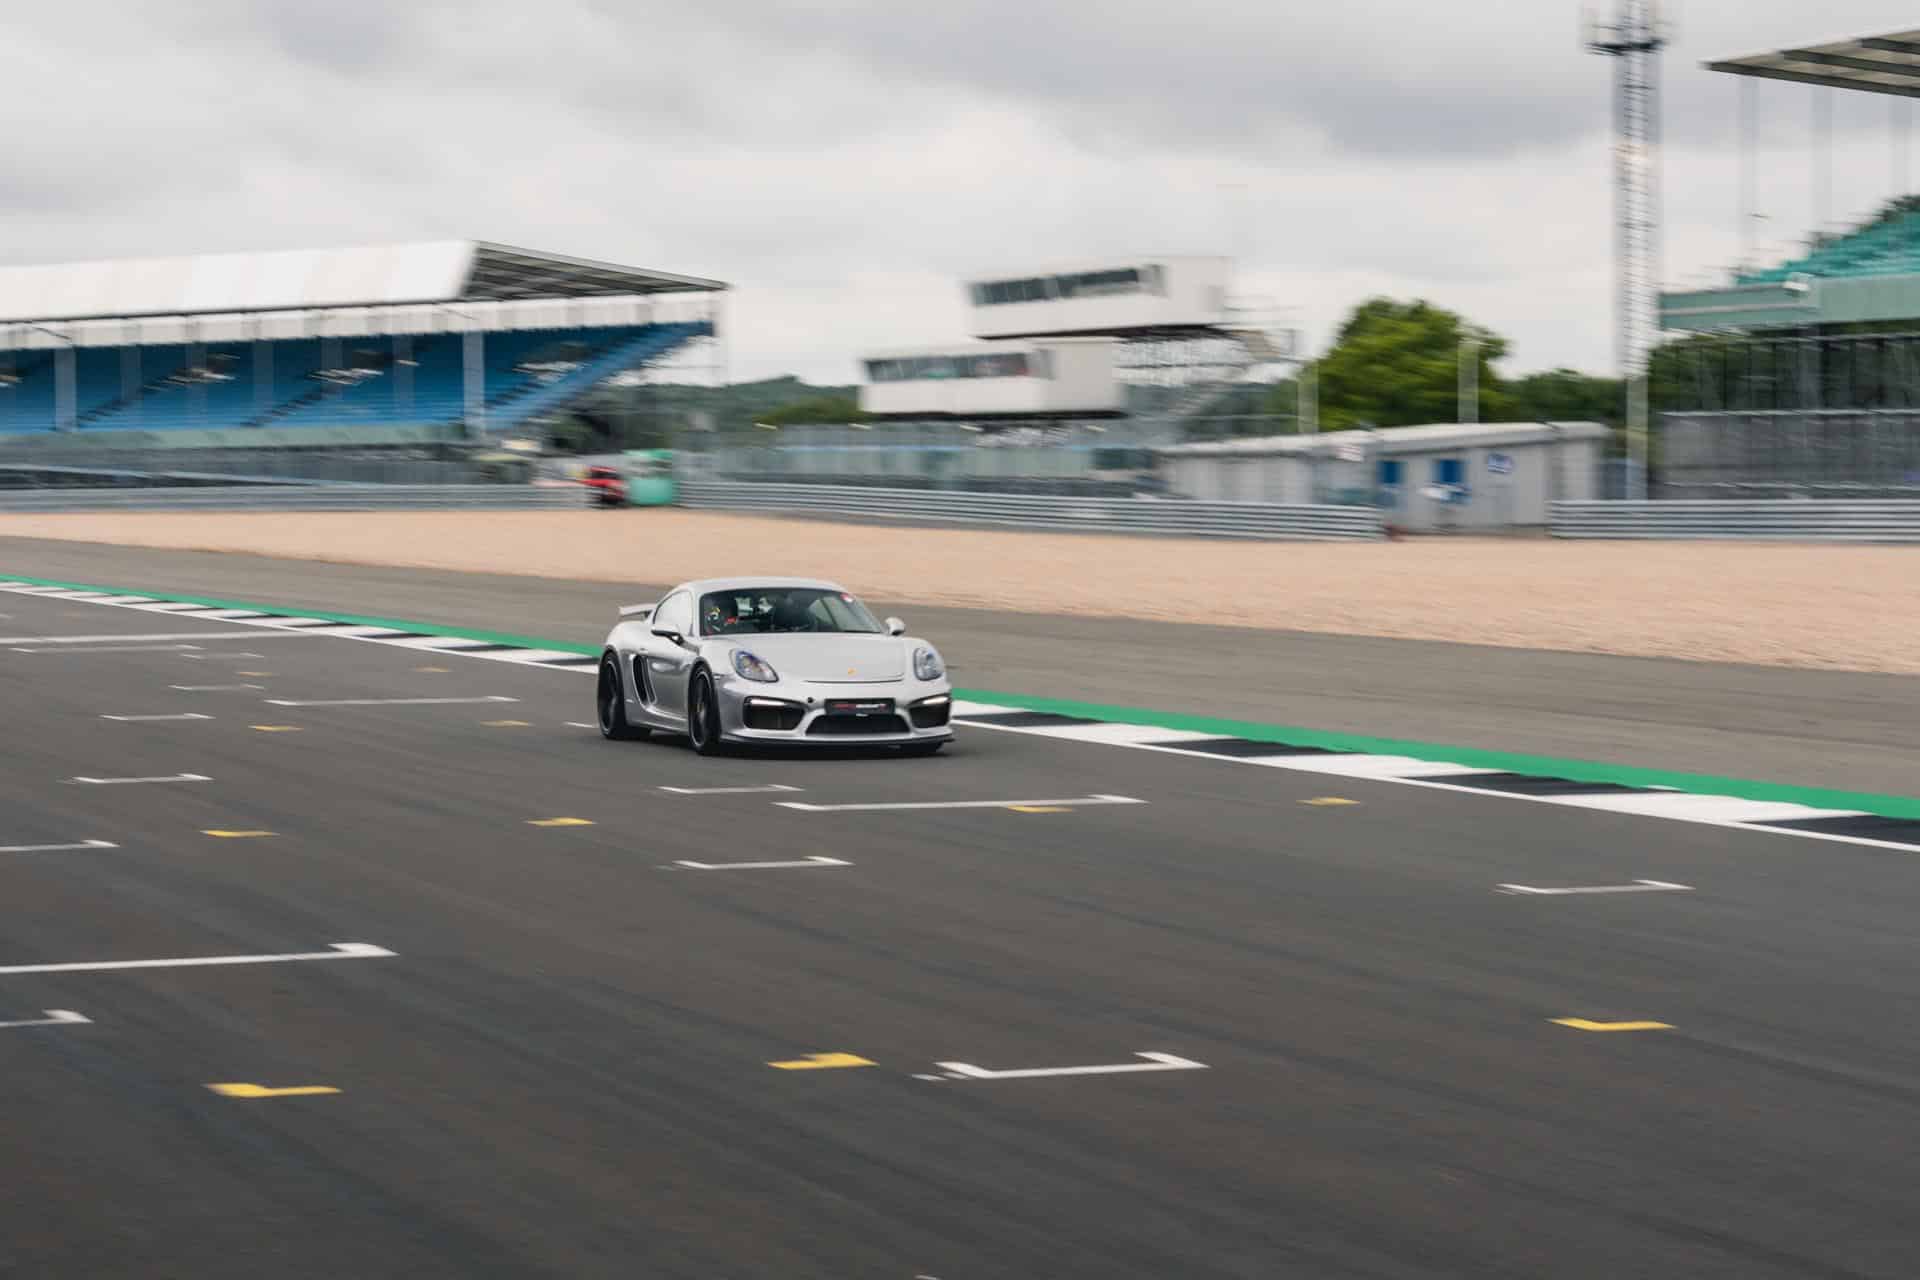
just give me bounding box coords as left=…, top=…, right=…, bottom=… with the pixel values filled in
left=2, top=509, right=1916, bottom=674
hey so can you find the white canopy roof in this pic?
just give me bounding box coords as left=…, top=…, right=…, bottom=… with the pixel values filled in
left=1707, top=29, right=1920, bottom=99
left=0, top=241, right=725, bottom=325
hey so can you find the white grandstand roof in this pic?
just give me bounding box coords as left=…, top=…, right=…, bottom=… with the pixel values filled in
left=1707, top=29, right=1920, bottom=98
left=0, top=240, right=725, bottom=325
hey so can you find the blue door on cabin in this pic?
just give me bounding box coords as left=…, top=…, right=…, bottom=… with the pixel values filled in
left=1377, top=458, right=1403, bottom=508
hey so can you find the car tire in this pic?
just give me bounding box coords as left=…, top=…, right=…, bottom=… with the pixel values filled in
left=687, top=667, right=726, bottom=756
left=598, top=654, right=649, bottom=741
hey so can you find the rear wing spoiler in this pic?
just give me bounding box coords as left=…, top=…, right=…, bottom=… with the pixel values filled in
left=619, top=604, right=653, bottom=621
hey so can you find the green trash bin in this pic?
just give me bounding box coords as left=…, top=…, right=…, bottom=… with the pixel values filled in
left=622, top=448, right=677, bottom=506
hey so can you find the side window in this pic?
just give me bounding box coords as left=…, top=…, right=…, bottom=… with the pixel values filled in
left=655, top=591, right=691, bottom=635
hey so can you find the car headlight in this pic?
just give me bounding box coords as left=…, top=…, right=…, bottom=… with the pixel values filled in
left=913, top=645, right=945, bottom=681
left=731, top=649, right=778, bottom=683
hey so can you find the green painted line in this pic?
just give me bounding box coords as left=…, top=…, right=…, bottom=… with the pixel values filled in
left=7, top=569, right=1918, bottom=820
left=949, top=688, right=1920, bottom=821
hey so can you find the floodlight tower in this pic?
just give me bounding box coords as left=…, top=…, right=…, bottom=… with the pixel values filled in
left=1586, top=0, right=1670, bottom=499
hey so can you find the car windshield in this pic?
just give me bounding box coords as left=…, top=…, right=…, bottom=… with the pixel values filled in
left=699, top=587, right=883, bottom=636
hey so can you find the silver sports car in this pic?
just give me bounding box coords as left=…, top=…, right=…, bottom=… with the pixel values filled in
left=595, top=577, right=954, bottom=755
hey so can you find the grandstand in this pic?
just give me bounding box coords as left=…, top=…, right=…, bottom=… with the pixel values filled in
left=0, top=242, right=724, bottom=456
left=1660, top=202, right=1920, bottom=334
left=1650, top=28, right=1920, bottom=497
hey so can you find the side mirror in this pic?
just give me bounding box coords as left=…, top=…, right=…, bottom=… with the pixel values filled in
left=885, top=616, right=907, bottom=636
left=651, top=628, right=686, bottom=648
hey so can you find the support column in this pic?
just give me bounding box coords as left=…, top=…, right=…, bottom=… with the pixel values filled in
left=54, top=345, right=75, bottom=432
left=463, top=329, right=485, bottom=435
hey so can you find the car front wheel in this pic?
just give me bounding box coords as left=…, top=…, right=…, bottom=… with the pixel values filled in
left=598, top=654, right=648, bottom=741
left=687, top=668, right=725, bottom=756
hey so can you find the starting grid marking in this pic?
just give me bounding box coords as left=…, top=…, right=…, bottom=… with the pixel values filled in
left=6, top=581, right=1919, bottom=856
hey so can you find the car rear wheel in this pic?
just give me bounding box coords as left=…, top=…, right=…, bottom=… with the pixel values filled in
left=598, top=654, right=648, bottom=741
left=687, top=668, right=726, bottom=756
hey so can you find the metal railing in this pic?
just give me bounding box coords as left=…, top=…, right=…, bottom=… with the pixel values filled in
left=0, top=484, right=583, bottom=512
left=678, top=480, right=1382, bottom=540
left=1551, top=499, right=1920, bottom=541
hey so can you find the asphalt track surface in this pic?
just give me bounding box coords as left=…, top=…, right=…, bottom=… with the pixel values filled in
left=9, top=535, right=1920, bottom=795
left=2, top=569, right=1920, bottom=1275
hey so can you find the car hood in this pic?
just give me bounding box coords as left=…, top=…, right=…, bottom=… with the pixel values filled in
left=717, top=633, right=908, bottom=683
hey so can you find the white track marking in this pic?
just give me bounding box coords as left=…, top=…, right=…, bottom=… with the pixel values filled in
left=69, top=773, right=212, bottom=786
left=0, top=1010, right=90, bottom=1030
left=169, top=684, right=264, bottom=692
left=659, top=784, right=804, bottom=795
left=566, top=721, right=597, bottom=729
left=1496, top=880, right=1694, bottom=896
left=989, top=722, right=1229, bottom=746
left=378, top=636, right=501, bottom=650
left=1545, top=793, right=1861, bottom=824
left=120, top=601, right=220, bottom=613
left=0, top=942, right=395, bottom=977
left=948, top=700, right=1023, bottom=716
left=0, top=840, right=118, bottom=854
left=181, top=609, right=267, bottom=620
left=0, top=633, right=265, bottom=645
left=778, top=794, right=1145, bottom=812
left=1251, top=754, right=1497, bottom=779
left=931, top=1052, right=1208, bottom=1081
left=302, top=625, right=409, bottom=638
left=181, top=652, right=265, bottom=660
left=672, top=856, right=851, bottom=870
left=483, top=648, right=592, bottom=664
left=262, top=695, right=519, bottom=707
left=15, top=643, right=205, bottom=654
left=100, top=712, right=214, bottom=722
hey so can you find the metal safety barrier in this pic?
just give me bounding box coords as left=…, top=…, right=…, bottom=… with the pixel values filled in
left=1552, top=499, right=1920, bottom=542
left=678, top=480, right=1383, bottom=540
left=0, top=484, right=584, bottom=513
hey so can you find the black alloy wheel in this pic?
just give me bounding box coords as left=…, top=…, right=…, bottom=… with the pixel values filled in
left=688, top=668, right=725, bottom=756
left=598, top=654, right=647, bottom=740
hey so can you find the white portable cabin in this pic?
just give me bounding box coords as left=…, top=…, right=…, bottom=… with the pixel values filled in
left=857, top=341, right=1120, bottom=419
left=1157, top=422, right=1609, bottom=530
left=963, top=257, right=1232, bottom=340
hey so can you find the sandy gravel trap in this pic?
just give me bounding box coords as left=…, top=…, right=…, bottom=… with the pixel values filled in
left=1, top=509, right=1916, bottom=674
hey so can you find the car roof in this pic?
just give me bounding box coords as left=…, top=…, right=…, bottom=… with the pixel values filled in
left=669, top=577, right=848, bottom=598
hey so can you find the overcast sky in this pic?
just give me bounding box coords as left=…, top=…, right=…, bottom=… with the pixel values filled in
left=8, top=1, right=1920, bottom=383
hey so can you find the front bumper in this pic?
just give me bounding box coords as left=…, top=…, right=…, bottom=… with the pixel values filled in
left=715, top=674, right=954, bottom=745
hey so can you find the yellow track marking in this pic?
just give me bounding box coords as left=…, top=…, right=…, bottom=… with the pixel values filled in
left=768, top=1053, right=875, bottom=1070
left=482, top=719, right=530, bottom=727
left=250, top=725, right=301, bottom=733
left=1008, top=805, right=1070, bottom=813
left=1301, top=797, right=1360, bottom=807
left=206, top=1083, right=339, bottom=1098
left=203, top=830, right=274, bottom=839
left=1552, top=1018, right=1673, bottom=1032
left=527, top=817, right=594, bottom=827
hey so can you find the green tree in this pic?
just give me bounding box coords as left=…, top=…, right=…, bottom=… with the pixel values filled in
left=1504, top=368, right=1624, bottom=427
left=756, top=393, right=870, bottom=426
left=1315, top=298, right=1511, bottom=429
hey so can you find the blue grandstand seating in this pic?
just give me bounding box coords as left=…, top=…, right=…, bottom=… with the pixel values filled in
left=1739, top=211, right=1920, bottom=285
left=0, top=321, right=708, bottom=435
